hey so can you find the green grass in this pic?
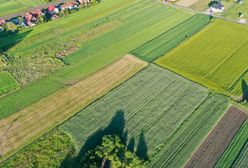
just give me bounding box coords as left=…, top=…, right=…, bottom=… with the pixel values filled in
left=0, top=1, right=193, bottom=120
left=0, top=0, right=45, bottom=17
left=233, top=140, right=248, bottom=168
left=223, top=2, right=248, bottom=20
left=0, top=71, right=18, bottom=95
left=0, top=129, right=75, bottom=168
left=216, top=121, right=248, bottom=168
left=156, top=19, right=248, bottom=96
left=147, top=93, right=229, bottom=168
left=60, top=64, right=209, bottom=163
left=131, top=14, right=210, bottom=61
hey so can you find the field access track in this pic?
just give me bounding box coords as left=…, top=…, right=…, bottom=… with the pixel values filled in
left=0, top=55, right=147, bottom=156
left=185, top=106, right=247, bottom=168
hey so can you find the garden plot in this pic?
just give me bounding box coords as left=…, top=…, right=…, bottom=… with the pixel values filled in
left=0, top=55, right=146, bottom=156
left=185, top=106, right=247, bottom=168
left=156, top=20, right=248, bottom=96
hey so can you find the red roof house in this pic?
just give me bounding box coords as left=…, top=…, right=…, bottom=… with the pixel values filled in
left=30, top=9, right=44, bottom=18
left=0, top=19, right=5, bottom=26
left=48, top=6, right=56, bottom=13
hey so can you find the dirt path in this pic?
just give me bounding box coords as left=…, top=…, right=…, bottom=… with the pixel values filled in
left=0, top=55, right=147, bottom=157
left=176, top=0, right=200, bottom=7
left=1, top=0, right=70, bottom=20
left=185, top=106, right=247, bottom=168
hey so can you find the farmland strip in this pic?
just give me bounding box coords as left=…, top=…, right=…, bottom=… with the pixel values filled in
left=0, top=55, right=147, bottom=156
left=185, top=106, right=247, bottom=168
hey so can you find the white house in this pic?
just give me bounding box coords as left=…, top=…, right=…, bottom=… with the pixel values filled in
left=209, top=1, right=224, bottom=13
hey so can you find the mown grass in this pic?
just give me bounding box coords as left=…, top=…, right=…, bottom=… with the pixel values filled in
left=132, top=14, right=210, bottom=61
left=156, top=20, right=248, bottom=96
left=0, top=0, right=44, bottom=16
left=0, top=71, right=18, bottom=95
left=0, top=129, right=75, bottom=168
left=60, top=64, right=209, bottom=163
left=216, top=121, right=248, bottom=168
left=0, top=1, right=193, bottom=120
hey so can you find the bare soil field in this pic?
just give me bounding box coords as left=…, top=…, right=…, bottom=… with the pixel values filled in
left=176, top=0, right=201, bottom=7
left=0, top=55, right=147, bottom=157
left=185, top=106, right=247, bottom=168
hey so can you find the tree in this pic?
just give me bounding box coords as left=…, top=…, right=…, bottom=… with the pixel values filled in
left=80, top=135, right=144, bottom=168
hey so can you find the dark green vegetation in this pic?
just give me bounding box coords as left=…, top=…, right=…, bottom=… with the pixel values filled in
left=0, top=0, right=193, bottom=119
left=0, top=129, right=75, bottom=168
left=216, top=121, right=248, bottom=168
left=81, top=135, right=144, bottom=168
left=132, top=14, right=210, bottom=61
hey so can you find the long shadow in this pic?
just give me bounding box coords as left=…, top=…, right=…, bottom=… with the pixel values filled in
left=136, top=131, right=148, bottom=160
left=242, top=79, right=248, bottom=102
left=60, top=110, right=126, bottom=168
left=0, top=29, right=32, bottom=53
left=60, top=110, right=149, bottom=167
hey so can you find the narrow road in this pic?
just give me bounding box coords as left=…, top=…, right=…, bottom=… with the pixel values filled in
left=1, top=0, right=71, bottom=20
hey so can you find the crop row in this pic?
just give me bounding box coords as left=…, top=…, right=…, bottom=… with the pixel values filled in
left=132, top=14, right=210, bottom=61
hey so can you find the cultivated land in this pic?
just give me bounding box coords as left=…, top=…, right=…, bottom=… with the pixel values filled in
left=59, top=65, right=228, bottom=166
left=185, top=106, right=247, bottom=168
left=216, top=121, right=248, bottom=168
left=156, top=20, right=248, bottom=96
left=0, top=55, right=147, bottom=157
left=233, top=141, right=248, bottom=168
left=0, top=0, right=193, bottom=119
left=132, top=14, right=210, bottom=61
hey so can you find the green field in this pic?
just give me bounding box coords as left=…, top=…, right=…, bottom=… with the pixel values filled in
left=132, top=14, right=210, bottom=61
left=0, top=0, right=45, bottom=17
left=223, top=2, right=248, bottom=20
left=0, top=71, right=18, bottom=95
left=0, top=0, right=193, bottom=120
left=0, top=129, right=74, bottom=168
left=216, top=121, right=248, bottom=168
left=156, top=20, right=248, bottom=96
left=57, top=65, right=228, bottom=167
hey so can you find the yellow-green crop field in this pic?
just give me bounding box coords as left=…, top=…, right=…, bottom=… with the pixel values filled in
left=156, top=20, right=248, bottom=96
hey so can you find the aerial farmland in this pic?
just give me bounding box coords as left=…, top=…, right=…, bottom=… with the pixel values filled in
left=0, top=0, right=247, bottom=167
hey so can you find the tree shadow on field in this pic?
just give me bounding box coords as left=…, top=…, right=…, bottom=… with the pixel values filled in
left=60, top=110, right=149, bottom=168
left=242, top=79, right=248, bottom=102
left=0, top=29, right=32, bottom=53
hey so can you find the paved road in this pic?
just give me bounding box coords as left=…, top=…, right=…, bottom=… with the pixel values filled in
left=1, top=0, right=71, bottom=20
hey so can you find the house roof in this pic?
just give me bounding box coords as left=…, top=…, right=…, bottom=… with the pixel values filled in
left=0, top=19, right=5, bottom=26
left=30, top=9, right=43, bottom=17
left=25, top=13, right=33, bottom=21
left=209, top=1, right=224, bottom=9
left=48, top=6, right=56, bottom=12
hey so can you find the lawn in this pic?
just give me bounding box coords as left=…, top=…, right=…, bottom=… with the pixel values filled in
left=132, top=14, right=210, bottom=61
left=156, top=19, right=248, bottom=96
left=224, top=2, right=248, bottom=20
left=0, top=55, right=147, bottom=157
left=0, top=0, right=46, bottom=17
left=0, top=0, right=193, bottom=120
left=0, top=71, right=18, bottom=95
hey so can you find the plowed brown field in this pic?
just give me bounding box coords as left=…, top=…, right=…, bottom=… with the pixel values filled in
left=0, top=55, right=147, bottom=156
left=185, top=106, right=247, bottom=168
